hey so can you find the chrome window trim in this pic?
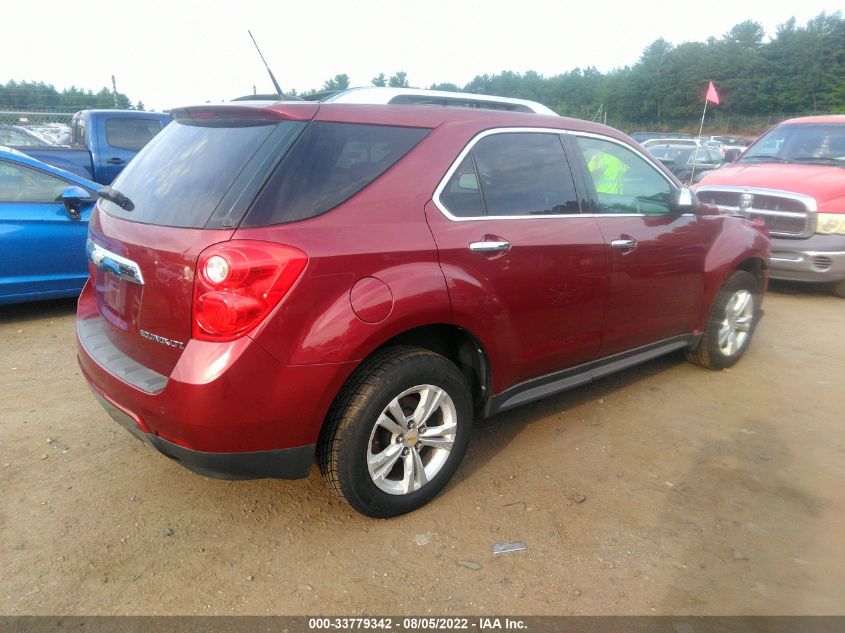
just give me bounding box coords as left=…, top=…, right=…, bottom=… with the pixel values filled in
left=86, top=238, right=145, bottom=285
left=432, top=128, right=678, bottom=222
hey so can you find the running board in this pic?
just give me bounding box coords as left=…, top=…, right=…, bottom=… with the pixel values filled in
left=485, top=334, right=699, bottom=417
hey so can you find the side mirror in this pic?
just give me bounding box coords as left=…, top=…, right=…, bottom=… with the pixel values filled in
left=673, top=187, right=695, bottom=213
left=62, top=186, right=94, bottom=220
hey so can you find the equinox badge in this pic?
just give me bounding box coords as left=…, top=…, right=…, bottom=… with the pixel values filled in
left=140, top=329, right=186, bottom=350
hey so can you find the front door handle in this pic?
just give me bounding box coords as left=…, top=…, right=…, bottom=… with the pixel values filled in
left=469, top=240, right=511, bottom=253
left=611, top=238, right=637, bottom=250
left=106, top=157, right=126, bottom=165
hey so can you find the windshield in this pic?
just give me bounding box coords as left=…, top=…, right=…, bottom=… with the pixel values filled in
left=740, top=122, right=845, bottom=164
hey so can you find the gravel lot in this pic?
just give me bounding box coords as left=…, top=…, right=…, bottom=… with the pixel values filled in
left=1, top=282, right=843, bottom=615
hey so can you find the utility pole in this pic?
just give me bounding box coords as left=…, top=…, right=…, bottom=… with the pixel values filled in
left=111, top=75, right=118, bottom=108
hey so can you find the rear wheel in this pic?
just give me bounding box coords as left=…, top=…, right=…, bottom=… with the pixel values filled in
left=318, top=346, right=473, bottom=518
left=686, top=270, right=760, bottom=370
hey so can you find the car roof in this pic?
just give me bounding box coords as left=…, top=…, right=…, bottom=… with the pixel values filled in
left=203, top=101, right=629, bottom=142
left=176, top=101, right=620, bottom=135
left=73, top=110, right=170, bottom=118
left=0, top=145, right=99, bottom=189
left=779, top=114, right=845, bottom=125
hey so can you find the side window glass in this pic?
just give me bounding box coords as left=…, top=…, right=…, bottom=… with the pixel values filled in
left=688, top=149, right=714, bottom=165
left=245, top=122, right=429, bottom=226
left=472, top=133, right=579, bottom=216
left=0, top=161, right=68, bottom=203
left=577, top=136, right=673, bottom=215
left=439, top=155, right=483, bottom=217
left=75, top=118, right=87, bottom=146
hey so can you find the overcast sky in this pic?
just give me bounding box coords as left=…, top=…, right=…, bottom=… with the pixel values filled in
left=3, top=0, right=842, bottom=111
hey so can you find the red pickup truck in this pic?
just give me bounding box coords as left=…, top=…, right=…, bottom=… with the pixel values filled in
left=695, top=115, right=845, bottom=297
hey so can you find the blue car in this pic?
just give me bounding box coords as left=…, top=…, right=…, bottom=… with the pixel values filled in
left=0, top=147, right=98, bottom=304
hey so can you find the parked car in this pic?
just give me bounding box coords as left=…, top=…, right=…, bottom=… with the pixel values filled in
left=647, top=145, right=724, bottom=184
left=629, top=131, right=693, bottom=143
left=0, top=125, right=53, bottom=147
left=0, top=146, right=98, bottom=304
left=695, top=115, right=845, bottom=297
left=641, top=137, right=705, bottom=150
left=17, top=110, right=171, bottom=185
left=699, top=135, right=752, bottom=161
left=28, top=124, right=71, bottom=145
left=77, top=101, right=770, bottom=517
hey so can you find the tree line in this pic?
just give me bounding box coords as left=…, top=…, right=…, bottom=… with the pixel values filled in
left=313, top=12, right=845, bottom=131
left=0, top=81, right=142, bottom=111
left=3, top=12, right=842, bottom=131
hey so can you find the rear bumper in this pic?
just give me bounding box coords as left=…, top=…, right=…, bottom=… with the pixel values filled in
left=76, top=281, right=357, bottom=479
left=88, top=384, right=315, bottom=479
left=769, top=234, right=845, bottom=283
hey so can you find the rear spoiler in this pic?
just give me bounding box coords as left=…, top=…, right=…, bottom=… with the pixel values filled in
left=171, top=104, right=318, bottom=123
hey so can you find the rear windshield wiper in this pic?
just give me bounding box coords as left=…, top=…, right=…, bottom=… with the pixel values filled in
left=97, top=187, right=135, bottom=211
left=791, top=156, right=845, bottom=166
left=739, top=155, right=790, bottom=163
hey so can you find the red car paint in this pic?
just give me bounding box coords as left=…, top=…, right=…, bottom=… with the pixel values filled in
left=76, top=101, right=770, bottom=480
left=699, top=162, right=845, bottom=207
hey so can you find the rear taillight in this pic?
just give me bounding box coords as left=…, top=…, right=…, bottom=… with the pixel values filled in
left=192, top=241, right=307, bottom=342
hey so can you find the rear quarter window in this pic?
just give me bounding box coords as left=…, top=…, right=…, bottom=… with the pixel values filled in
left=243, top=122, right=429, bottom=226
left=105, top=118, right=165, bottom=151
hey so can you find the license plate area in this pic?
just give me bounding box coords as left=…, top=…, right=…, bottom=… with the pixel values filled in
left=87, top=239, right=145, bottom=331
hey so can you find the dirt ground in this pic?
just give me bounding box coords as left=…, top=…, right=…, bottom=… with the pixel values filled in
left=1, top=282, right=843, bottom=616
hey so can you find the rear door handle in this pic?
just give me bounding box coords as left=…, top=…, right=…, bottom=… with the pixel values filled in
left=469, top=240, right=511, bottom=253
left=611, top=238, right=637, bottom=250
left=106, top=157, right=126, bottom=165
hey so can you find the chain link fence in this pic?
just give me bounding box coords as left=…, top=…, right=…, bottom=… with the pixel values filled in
left=0, top=107, right=75, bottom=126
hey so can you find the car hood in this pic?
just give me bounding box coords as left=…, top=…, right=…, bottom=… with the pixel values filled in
left=696, top=162, right=845, bottom=209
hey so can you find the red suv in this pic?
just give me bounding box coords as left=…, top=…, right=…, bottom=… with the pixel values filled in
left=77, top=101, right=770, bottom=517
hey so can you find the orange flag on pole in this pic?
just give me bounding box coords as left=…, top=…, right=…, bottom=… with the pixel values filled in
left=706, top=81, right=720, bottom=105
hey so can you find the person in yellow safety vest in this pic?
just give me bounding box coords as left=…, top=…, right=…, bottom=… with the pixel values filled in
left=587, top=149, right=628, bottom=195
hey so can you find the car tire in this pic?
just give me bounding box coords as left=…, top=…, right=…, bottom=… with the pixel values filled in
left=833, top=279, right=845, bottom=298
left=686, top=270, right=760, bottom=370
left=318, top=346, right=473, bottom=518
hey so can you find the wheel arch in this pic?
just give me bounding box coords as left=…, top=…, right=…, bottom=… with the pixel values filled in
left=318, top=323, right=492, bottom=444
left=377, top=324, right=491, bottom=411
left=735, top=256, right=768, bottom=292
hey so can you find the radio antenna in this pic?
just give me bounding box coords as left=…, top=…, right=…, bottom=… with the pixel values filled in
left=248, top=30, right=284, bottom=99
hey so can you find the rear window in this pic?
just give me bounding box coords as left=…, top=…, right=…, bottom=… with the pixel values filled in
left=101, top=119, right=304, bottom=228
left=243, top=122, right=429, bottom=226
left=105, top=118, right=164, bottom=150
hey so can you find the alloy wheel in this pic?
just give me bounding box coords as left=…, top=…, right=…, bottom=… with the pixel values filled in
left=366, top=385, right=457, bottom=495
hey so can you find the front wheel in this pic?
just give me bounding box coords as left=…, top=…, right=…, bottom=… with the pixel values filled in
left=318, top=347, right=473, bottom=518
left=686, top=270, right=760, bottom=370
